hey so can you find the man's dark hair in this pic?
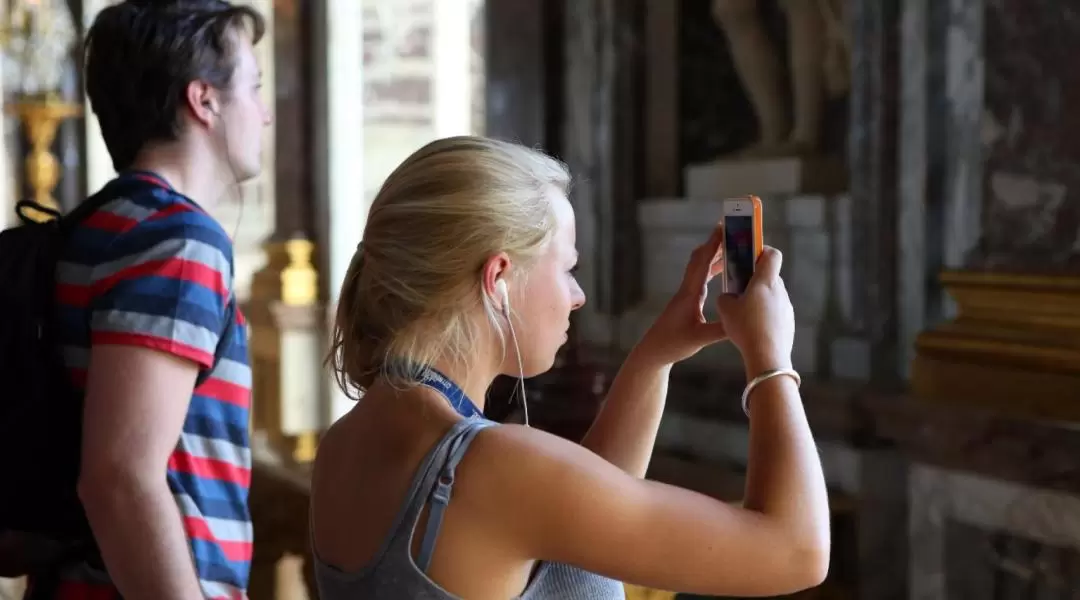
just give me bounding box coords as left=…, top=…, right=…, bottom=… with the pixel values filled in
left=84, top=0, right=266, bottom=172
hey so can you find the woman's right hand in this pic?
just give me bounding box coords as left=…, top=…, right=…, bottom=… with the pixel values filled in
left=714, top=246, right=795, bottom=377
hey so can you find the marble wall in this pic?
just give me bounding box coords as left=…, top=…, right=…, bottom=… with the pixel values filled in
left=643, top=0, right=1080, bottom=597
left=977, top=0, right=1080, bottom=272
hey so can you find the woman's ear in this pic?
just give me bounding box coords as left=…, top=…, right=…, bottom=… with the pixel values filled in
left=480, top=252, right=512, bottom=301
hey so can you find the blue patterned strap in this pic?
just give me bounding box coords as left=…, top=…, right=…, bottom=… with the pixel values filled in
left=415, top=419, right=496, bottom=572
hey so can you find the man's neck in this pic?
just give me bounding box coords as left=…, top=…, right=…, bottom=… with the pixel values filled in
left=128, top=145, right=230, bottom=206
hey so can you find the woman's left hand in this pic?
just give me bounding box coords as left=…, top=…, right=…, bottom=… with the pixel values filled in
left=637, top=224, right=728, bottom=365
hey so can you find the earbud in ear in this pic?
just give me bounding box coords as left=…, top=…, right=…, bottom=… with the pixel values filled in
left=495, top=279, right=510, bottom=317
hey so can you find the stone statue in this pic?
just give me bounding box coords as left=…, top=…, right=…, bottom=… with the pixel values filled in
left=711, top=0, right=850, bottom=158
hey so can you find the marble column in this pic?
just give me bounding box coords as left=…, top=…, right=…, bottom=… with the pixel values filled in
left=431, top=0, right=476, bottom=138
left=315, top=0, right=364, bottom=421
left=484, top=0, right=551, bottom=148
left=561, top=0, right=643, bottom=347
left=847, top=0, right=903, bottom=383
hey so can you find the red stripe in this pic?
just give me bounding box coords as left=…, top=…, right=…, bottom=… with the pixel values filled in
left=196, top=376, right=251, bottom=407
left=56, top=282, right=93, bottom=307
left=91, top=331, right=214, bottom=369
left=91, top=256, right=228, bottom=298
left=169, top=450, right=252, bottom=487
left=145, top=201, right=197, bottom=221
left=82, top=208, right=137, bottom=233
left=67, top=366, right=87, bottom=388
left=183, top=516, right=254, bottom=562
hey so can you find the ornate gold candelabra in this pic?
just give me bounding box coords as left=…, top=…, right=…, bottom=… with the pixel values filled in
left=6, top=96, right=82, bottom=221
left=1, top=0, right=83, bottom=222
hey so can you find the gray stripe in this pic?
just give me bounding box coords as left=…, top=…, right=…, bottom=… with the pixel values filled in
left=207, top=357, right=252, bottom=388
left=199, top=578, right=248, bottom=599
left=91, top=310, right=219, bottom=360
left=175, top=493, right=253, bottom=542
left=93, top=236, right=231, bottom=287
left=56, top=237, right=232, bottom=290
left=103, top=197, right=157, bottom=222
left=179, top=432, right=252, bottom=467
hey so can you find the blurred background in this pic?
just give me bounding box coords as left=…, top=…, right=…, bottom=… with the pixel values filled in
left=3, top=0, right=1080, bottom=598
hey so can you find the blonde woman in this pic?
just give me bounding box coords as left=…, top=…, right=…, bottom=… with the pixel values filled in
left=310, top=136, right=830, bottom=599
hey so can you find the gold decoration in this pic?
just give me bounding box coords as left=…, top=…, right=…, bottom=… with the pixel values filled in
left=249, top=237, right=323, bottom=465
left=292, top=431, right=318, bottom=464
left=5, top=98, right=82, bottom=221
left=281, top=237, right=318, bottom=306
left=912, top=271, right=1080, bottom=420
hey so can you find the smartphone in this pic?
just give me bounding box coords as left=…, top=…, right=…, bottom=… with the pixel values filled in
left=722, top=195, right=764, bottom=295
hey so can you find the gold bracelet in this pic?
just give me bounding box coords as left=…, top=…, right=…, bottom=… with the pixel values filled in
left=741, top=368, right=801, bottom=417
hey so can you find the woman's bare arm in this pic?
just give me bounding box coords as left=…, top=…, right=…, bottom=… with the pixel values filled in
left=476, top=395, right=829, bottom=598
left=580, top=226, right=727, bottom=477
left=578, top=348, right=671, bottom=477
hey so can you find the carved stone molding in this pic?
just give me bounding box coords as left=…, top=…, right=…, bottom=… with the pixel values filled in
left=912, top=271, right=1080, bottom=421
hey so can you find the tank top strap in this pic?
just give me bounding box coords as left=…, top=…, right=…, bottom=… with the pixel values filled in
left=413, top=418, right=497, bottom=573
left=375, top=418, right=476, bottom=560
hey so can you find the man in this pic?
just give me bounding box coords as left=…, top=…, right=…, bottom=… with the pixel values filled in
left=28, top=1, right=271, bottom=598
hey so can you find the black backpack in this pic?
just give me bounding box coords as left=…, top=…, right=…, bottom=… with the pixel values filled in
left=0, top=180, right=234, bottom=576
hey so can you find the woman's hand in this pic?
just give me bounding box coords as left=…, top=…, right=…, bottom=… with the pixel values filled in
left=637, top=224, right=728, bottom=365
left=714, top=246, right=795, bottom=377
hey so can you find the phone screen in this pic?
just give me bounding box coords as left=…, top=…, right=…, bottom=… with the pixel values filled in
left=723, top=214, right=755, bottom=294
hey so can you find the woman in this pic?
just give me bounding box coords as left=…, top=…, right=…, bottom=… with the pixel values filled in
left=311, top=136, right=830, bottom=599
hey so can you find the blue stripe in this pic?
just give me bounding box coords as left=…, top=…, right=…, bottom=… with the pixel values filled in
left=221, top=330, right=248, bottom=363
left=93, top=281, right=225, bottom=332
left=108, top=215, right=231, bottom=262
left=168, top=470, right=250, bottom=505
left=171, top=486, right=251, bottom=522
left=190, top=546, right=250, bottom=588
left=185, top=404, right=251, bottom=439
left=62, top=228, right=122, bottom=264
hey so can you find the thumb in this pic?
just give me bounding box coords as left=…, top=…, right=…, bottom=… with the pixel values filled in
left=714, top=293, right=739, bottom=320
left=750, top=246, right=783, bottom=285
left=698, top=319, right=728, bottom=342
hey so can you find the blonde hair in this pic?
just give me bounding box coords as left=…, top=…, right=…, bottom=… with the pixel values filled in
left=329, top=136, right=571, bottom=399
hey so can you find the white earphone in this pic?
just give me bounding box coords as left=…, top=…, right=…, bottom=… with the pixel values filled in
left=494, top=278, right=529, bottom=427
left=495, top=279, right=510, bottom=317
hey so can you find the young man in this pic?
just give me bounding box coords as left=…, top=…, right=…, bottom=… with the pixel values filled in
left=29, top=2, right=271, bottom=598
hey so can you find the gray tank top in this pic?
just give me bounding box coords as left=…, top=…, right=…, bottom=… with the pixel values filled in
left=312, top=417, right=626, bottom=600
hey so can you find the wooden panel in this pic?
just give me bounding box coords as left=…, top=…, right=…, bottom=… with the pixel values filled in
left=272, top=0, right=315, bottom=241
left=484, top=0, right=548, bottom=147
left=643, top=0, right=679, bottom=197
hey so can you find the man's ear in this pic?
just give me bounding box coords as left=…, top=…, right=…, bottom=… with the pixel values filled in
left=185, top=80, right=219, bottom=127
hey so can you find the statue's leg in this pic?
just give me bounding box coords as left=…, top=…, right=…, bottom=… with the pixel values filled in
left=712, top=0, right=789, bottom=148
left=778, top=0, right=827, bottom=152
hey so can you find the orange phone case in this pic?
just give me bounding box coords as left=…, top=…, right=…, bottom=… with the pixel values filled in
left=749, top=195, right=764, bottom=259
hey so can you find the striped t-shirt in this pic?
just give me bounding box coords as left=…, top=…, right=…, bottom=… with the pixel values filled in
left=45, top=172, right=253, bottom=599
